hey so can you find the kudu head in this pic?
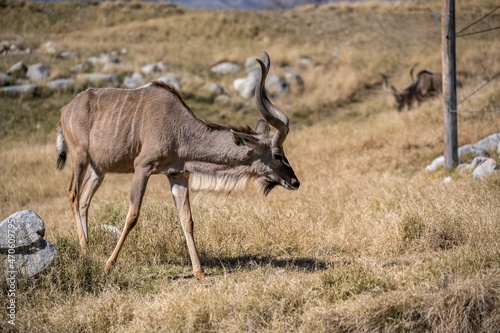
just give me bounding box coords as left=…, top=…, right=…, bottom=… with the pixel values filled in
left=378, top=63, right=419, bottom=112
left=378, top=74, right=404, bottom=112
left=230, top=51, right=300, bottom=195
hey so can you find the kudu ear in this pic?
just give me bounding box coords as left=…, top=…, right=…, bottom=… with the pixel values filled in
left=255, top=119, right=270, bottom=135
left=231, top=131, right=262, bottom=151
left=390, top=85, right=398, bottom=95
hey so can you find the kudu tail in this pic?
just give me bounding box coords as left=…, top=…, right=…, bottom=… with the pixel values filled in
left=56, top=123, right=68, bottom=171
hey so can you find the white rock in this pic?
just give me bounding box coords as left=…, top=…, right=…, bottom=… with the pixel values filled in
left=0, top=40, right=9, bottom=53
left=123, top=72, right=145, bottom=88
left=71, top=63, right=88, bottom=73
left=76, top=73, right=119, bottom=87
left=47, top=78, right=75, bottom=91
left=214, top=94, right=232, bottom=106
left=7, top=60, right=27, bottom=76
left=141, top=62, right=167, bottom=75
left=470, top=156, right=489, bottom=169
left=211, top=62, right=242, bottom=74
left=0, top=73, right=12, bottom=86
left=425, top=156, right=445, bottom=171
left=0, top=84, right=38, bottom=97
left=202, top=82, right=224, bottom=95
left=101, top=224, right=121, bottom=238
left=244, top=57, right=259, bottom=72
left=233, top=75, right=257, bottom=99
left=42, top=41, right=57, bottom=55
left=27, top=63, right=51, bottom=82
left=265, top=75, right=289, bottom=97
left=156, top=73, right=181, bottom=90
left=0, top=210, right=57, bottom=278
left=299, top=57, right=313, bottom=68
left=474, top=133, right=500, bottom=152
left=58, top=50, right=79, bottom=59
left=442, top=176, right=452, bottom=184
left=88, top=54, right=120, bottom=65
left=472, top=158, right=497, bottom=180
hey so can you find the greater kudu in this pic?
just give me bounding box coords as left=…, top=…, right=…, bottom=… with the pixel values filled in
left=56, top=51, right=300, bottom=281
left=379, top=64, right=442, bottom=111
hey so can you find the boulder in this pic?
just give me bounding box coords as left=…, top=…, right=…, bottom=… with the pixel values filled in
left=214, top=94, right=232, bottom=106
left=299, top=57, right=313, bottom=68
left=41, top=41, right=57, bottom=55
left=475, top=133, right=500, bottom=152
left=0, top=84, right=38, bottom=97
left=472, top=158, right=497, bottom=180
left=7, top=61, right=27, bottom=77
left=88, top=53, right=120, bottom=65
left=76, top=73, right=120, bottom=87
left=156, top=73, right=181, bottom=90
left=202, top=82, right=224, bottom=96
left=0, top=40, right=10, bottom=54
left=426, top=133, right=500, bottom=173
left=47, top=78, right=75, bottom=91
left=0, top=73, right=12, bottom=86
left=27, top=63, right=51, bottom=82
left=425, top=156, right=445, bottom=172
left=264, top=74, right=289, bottom=97
left=233, top=71, right=290, bottom=99
left=101, top=224, right=121, bottom=238
left=285, top=72, right=305, bottom=92
left=244, top=57, right=260, bottom=72
left=0, top=210, right=57, bottom=278
left=58, top=50, right=79, bottom=59
left=233, top=75, right=257, bottom=99
left=141, top=62, right=167, bottom=75
left=123, top=72, right=146, bottom=88
left=211, top=61, right=242, bottom=74
left=71, top=63, right=89, bottom=73
left=458, top=144, right=489, bottom=160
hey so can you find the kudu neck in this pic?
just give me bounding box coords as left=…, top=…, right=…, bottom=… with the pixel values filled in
left=185, top=123, right=253, bottom=167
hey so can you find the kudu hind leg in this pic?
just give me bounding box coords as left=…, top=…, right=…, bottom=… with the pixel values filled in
left=78, top=165, right=105, bottom=246
left=105, top=167, right=150, bottom=273
left=169, top=177, right=205, bottom=282
left=68, top=158, right=89, bottom=249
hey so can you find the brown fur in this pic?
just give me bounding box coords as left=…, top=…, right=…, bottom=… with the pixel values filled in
left=56, top=52, right=299, bottom=281
left=380, top=66, right=442, bottom=111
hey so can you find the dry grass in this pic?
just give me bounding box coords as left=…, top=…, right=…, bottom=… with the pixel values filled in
left=1, top=1, right=500, bottom=332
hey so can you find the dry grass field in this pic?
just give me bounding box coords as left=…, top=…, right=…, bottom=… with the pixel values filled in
left=1, top=1, right=500, bottom=332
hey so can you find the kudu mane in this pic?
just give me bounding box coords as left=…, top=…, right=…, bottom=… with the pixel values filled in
left=205, top=121, right=256, bottom=136
left=150, top=80, right=187, bottom=105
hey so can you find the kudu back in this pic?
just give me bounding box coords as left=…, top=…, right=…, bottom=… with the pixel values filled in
left=379, top=64, right=442, bottom=111
left=56, top=52, right=299, bottom=281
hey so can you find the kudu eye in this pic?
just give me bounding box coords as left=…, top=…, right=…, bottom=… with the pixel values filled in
left=273, top=153, right=283, bottom=161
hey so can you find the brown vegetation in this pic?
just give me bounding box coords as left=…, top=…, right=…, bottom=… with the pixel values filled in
left=1, top=1, right=499, bottom=332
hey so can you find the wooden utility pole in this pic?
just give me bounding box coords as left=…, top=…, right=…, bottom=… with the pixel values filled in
left=442, top=0, right=459, bottom=169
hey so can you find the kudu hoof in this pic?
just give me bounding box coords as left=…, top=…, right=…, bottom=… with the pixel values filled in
left=194, top=271, right=206, bottom=283
left=104, top=260, right=115, bottom=274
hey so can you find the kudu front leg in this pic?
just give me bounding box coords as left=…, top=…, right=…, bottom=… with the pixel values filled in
left=169, top=176, right=206, bottom=282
